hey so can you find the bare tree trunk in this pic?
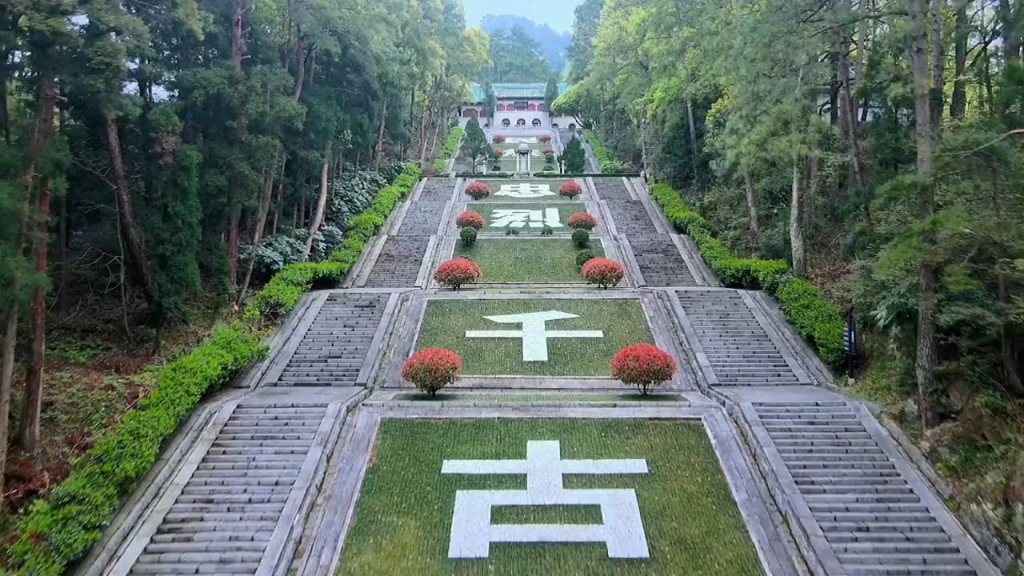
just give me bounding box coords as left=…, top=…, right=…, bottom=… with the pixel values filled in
left=20, top=175, right=51, bottom=453
left=930, top=0, right=945, bottom=129
left=950, top=2, right=968, bottom=119
left=743, top=169, right=760, bottom=253
left=375, top=96, right=388, bottom=170
left=106, top=115, right=159, bottom=308
left=909, top=0, right=940, bottom=429
left=686, top=100, right=700, bottom=186
left=303, top=141, right=332, bottom=259
left=292, top=29, right=305, bottom=102
left=237, top=161, right=279, bottom=305
left=417, top=95, right=430, bottom=163
left=999, top=0, right=1021, bottom=64
left=57, top=189, right=67, bottom=318
left=271, top=159, right=286, bottom=235
left=790, top=152, right=806, bottom=278
left=837, top=27, right=866, bottom=193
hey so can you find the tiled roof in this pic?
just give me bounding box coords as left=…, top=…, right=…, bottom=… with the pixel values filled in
left=469, top=82, right=569, bottom=102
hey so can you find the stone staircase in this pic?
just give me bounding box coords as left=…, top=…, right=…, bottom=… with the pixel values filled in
left=125, top=403, right=330, bottom=575
left=753, top=401, right=979, bottom=576
left=273, top=293, right=388, bottom=386
left=362, top=236, right=430, bottom=288
left=676, top=290, right=805, bottom=386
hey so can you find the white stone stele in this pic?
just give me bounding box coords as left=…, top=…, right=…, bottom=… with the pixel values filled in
left=490, top=208, right=562, bottom=229
left=465, top=311, right=603, bottom=362
left=442, top=440, right=650, bottom=559
left=494, top=183, right=556, bottom=199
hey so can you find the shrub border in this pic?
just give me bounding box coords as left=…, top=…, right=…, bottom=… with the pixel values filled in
left=648, top=183, right=844, bottom=369
left=3, top=163, right=423, bottom=575
left=433, top=126, right=462, bottom=172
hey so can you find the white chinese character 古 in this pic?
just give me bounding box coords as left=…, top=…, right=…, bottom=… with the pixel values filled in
left=465, top=311, right=603, bottom=362
left=442, top=440, right=650, bottom=559
left=490, top=209, right=563, bottom=229
left=494, top=183, right=556, bottom=199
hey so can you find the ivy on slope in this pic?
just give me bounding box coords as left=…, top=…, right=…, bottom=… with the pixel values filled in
left=434, top=125, right=463, bottom=171
left=1, top=162, right=422, bottom=575
left=649, top=183, right=845, bottom=369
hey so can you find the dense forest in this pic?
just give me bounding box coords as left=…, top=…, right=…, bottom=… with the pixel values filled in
left=559, top=0, right=1024, bottom=554
left=0, top=0, right=486, bottom=557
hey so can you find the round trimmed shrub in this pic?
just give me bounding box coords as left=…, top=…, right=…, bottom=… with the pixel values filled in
left=539, top=134, right=552, bottom=143
left=460, top=227, right=478, bottom=248
left=456, top=211, right=485, bottom=229
left=464, top=181, right=490, bottom=200
left=567, top=212, right=597, bottom=231
left=581, top=257, right=625, bottom=289
left=402, top=348, right=461, bottom=396
left=544, top=153, right=555, bottom=163
left=572, top=229, right=590, bottom=248
left=434, top=257, right=481, bottom=290
left=559, top=181, right=583, bottom=200
left=611, top=344, right=677, bottom=395
left=576, top=249, right=596, bottom=269
left=492, top=135, right=507, bottom=144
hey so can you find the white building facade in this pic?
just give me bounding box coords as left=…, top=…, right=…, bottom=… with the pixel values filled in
left=460, top=83, right=578, bottom=132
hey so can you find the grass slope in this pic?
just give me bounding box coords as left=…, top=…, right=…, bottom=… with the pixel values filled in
left=454, top=239, right=602, bottom=283
left=338, top=419, right=762, bottom=576
left=416, top=299, right=652, bottom=376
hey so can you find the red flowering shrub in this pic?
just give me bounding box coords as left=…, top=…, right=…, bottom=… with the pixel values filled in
left=464, top=181, right=490, bottom=200
left=559, top=181, right=583, bottom=200
left=567, top=212, right=597, bottom=230
left=539, top=134, right=552, bottom=143
left=493, top=147, right=505, bottom=157
left=434, top=258, right=481, bottom=290
left=581, top=258, right=625, bottom=289
left=543, top=147, right=556, bottom=155
left=456, top=211, right=485, bottom=229
left=611, top=344, right=677, bottom=395
left=492, top=135, right=507, bottom=144
left=402, top=348, right=461, bottom=396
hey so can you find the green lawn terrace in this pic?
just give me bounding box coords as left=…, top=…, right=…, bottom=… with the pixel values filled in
left=463, top=179, right=582, bottom=202
left=414, top=298, right=654, bottom=378
left=459, top=203, right=599, bottom=237
left=336, top=419, right=763, bottom=576
left=452, top=238, right=607, bottom=284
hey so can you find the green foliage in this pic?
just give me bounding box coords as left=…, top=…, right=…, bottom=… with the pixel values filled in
left=576, top=249, right=597, bottom=268
left=504, top=226, right=520, bottom=236
left=4, top=324, right=266, bottom=576
left=247, top=163, right=421, bottom=321
left=572, top=229, right=590, bottom=248
left=652, top=182, right=844, bottom=369
left=434, top=125, right=463, bottom=171
left=462, top=117, right=490, bottom=173
left=541, top=225, right=554, bottom=236
left=460, top=226, right=478, bottom=247
left=563, top=137, right=587, bottom=174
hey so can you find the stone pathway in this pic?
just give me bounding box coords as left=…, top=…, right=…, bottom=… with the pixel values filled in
left=89, top=172, right=1000, bottom=576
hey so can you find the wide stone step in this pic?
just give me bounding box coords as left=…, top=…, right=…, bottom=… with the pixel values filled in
left=841, top=566, right=975, bottom=576
left=145, top=541, right=267, bottom=553
left=151, top=531, right=273, bottom=544
left=827, top=531, right=952, bottom=544
left=157, top=521, right=277, bottom=534
left=809, top=502, right=929, bottom=513
left=815, top=512, right=937, bottom=524
left=164, top=512, right=283, bottom=523
left=833, top=541, right=962, bottom=554
left=771, top=432, right=873, bottom=441
left=795, top=477, right=907, bottom=487
left=801, top=485, right=916, bottom=496
left=806, top=493, right=921, bottom=504
left=817, top=521, right=946, bottom=534
left=136, top=551, right=263, bottom=564
left=836, top=553, right=969, bottom=566
left=130, top=562, right=258, bottom=574
left=765, top=425, right=868, bottom=434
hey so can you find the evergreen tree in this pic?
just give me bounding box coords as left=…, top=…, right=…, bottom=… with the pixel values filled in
left=462, top=116, right=490, bottom=173
left=564, top=137, right=586, bottom=174
left=545, top=76, right=560, bottom=116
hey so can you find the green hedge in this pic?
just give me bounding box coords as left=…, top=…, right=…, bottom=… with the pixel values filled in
left=583, top=129, right=611, bottom=167
left=247, top=163, right=421, bottom=321
left=433, top=126, right=462, bottom=171
left=4, top=324, right=267, bottom=575
left=649, top=183, right=844, bottom=369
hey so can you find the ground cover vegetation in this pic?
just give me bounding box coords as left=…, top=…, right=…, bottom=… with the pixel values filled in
left=337, top=418, right=762, bottom=576
left=416, top=299, right=653, bottom=377
left=0, top=0, right=487, bottom=569
left=561, top=0, right=1024, bottom=554
left=453, top=239, right=606, bottom=283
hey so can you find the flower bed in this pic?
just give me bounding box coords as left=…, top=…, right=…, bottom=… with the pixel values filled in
left=456, top=211, right=485, bottom=229
left=612, top=344, right=677, bottom=395
left=567, top=212, right=597, bottom=230
left=434, top=258, right=482, bottom=290
left=464, top=181, right=491, bottom=200
left=581, top=257, right=626, bottom=289
left=402, top=348, right=461, bottom=396
left=559, top=181, right=582, bottom=199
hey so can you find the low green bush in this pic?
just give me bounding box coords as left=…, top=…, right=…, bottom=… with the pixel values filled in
left=650, top=182, right=844, bottom=370
left=583, top=129, right=611, bottom=167
left=576, top=249, right=596, bottom=268
left=541, top=225, right=554, bottom=236
left=460, top=227, right=477, bottom=248
left=572, top=229, right=590, bottom=249
left=4, top=324, right=266, bottom=575
left=433, top=126, right=462, bottom=171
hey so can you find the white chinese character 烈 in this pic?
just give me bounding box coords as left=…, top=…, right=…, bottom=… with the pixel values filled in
left=442, top=440, right=650, bottom=559
left=490, top=209, right=563, bottom=229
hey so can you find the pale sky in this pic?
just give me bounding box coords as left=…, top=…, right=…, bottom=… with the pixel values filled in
left=461, top=0, right=584, bottom=33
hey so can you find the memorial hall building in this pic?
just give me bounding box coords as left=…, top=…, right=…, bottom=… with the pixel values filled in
left=460, top=82, right=576, bottom=131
